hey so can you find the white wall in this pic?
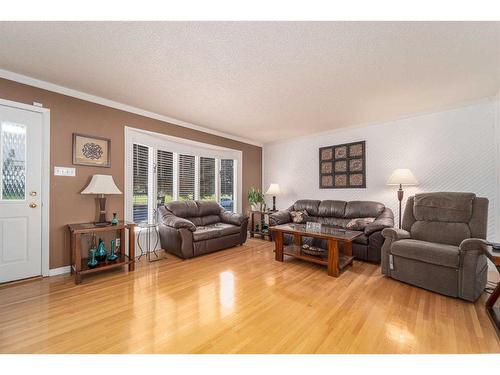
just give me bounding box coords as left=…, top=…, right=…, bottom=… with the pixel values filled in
left=264, top=98, right=498, bottom=240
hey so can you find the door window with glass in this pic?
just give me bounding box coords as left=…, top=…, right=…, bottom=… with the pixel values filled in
left=132, top=143, right=237, bottom=223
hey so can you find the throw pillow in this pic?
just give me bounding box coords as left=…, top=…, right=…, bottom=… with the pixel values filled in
left=290, top=210, right=309, bottom=223
left=346, top=217, right=375, bottom=230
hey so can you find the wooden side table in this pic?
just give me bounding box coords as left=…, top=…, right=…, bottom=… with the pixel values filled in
left=249, top=210, right=276, bottom=241
left=485, top=247, right=500, bottom=337
left=68, top=221, right=136, bottom=284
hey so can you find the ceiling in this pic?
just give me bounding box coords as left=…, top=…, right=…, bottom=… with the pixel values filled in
left=0, top=22, right=499, bottom=144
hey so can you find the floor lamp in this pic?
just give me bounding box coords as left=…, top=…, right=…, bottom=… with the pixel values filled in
left=386, top=169, right=418, bottom=229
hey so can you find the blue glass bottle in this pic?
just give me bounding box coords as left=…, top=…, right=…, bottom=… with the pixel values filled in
left=87, top=249, right=98, bottom=268
left=107, top=239, right=118, bottom=261
left=111, top=213, right=119, bottom=226
left=95, top=238, right=107, bottom=262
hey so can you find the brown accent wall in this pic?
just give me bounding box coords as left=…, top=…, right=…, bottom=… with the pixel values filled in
left=0, top=78, right=262, bottom=269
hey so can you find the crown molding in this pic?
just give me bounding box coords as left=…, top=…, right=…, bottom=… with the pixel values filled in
left=0, top=68, right=263, bottom=147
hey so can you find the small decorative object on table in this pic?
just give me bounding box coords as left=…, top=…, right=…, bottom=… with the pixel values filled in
left=107, top=239, right=118, bottom=261
left=301, top=244, right=326, bottom=256
left=95, top=238, right=107, bottom=262
left=87, top=249, right=98, bottom=268
left=306, top=222, right=322, bottom=233
left=488, top=242, right=500, bottom=252
left=111, top=213, right=119, bottom=225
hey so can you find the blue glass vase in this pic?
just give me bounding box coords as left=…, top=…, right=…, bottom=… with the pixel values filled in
left=107, top=239, right=118, bottom=261
left=111, top=213, right=119, bottom=226
left=95, top=238, right=107, bottom=262
left=87, top=249, right=98, bottom=268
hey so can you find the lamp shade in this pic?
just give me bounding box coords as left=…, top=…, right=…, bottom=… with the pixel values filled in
left=265, top=183, right=281, bottom=195
left=81, top=174, right=122, bottom=195
left=386, top=169, right=418, bottom=186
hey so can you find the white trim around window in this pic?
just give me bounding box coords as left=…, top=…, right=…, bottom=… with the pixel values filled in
left=124, top=126, right=243, bottom=223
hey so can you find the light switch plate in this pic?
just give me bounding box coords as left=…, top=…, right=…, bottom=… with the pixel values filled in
left=54, top=166, right=76, bottom=176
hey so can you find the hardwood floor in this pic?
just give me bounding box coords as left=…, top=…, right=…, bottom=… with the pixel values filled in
left=0, top=238, right=499, bottom=354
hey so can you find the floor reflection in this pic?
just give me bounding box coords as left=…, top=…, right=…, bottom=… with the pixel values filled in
left=219, top=271, right=235, bottom=313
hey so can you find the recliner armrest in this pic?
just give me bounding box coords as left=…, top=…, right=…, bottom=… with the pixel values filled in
left=220, top=211, right=248, bottom=226
left=160, top=214, right=197, bottom=232
left=459, top=238, right=489, bottom=253
left=269, top=210, right=291, bottom=226
left=381, top=228, right=411, bottom=241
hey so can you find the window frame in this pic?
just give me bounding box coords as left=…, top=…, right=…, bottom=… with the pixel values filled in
left=125, top=127, right=242, bottom=223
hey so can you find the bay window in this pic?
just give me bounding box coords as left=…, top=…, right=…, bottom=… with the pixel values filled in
left=127, top=127, right=241, bottom=224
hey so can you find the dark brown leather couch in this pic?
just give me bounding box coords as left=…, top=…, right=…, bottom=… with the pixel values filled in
left=269, top=200, right=394, bottom=262
left=158, top=200, right=248, bottom=259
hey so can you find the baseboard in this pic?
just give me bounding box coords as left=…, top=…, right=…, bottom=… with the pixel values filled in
left=48, top=266, right=71, bottom=276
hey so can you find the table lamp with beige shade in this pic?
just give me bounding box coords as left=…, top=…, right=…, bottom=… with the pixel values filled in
left=386, top=169, right=418, bottom=229
left=81, top=174, right=122, bottom=225
left=265, top=183, right=281, bottom=211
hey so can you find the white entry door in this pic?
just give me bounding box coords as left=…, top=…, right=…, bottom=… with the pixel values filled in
left=0, top=104, right=43, bottom=283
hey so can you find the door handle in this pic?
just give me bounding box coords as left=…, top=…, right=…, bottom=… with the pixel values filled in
left=30, top=191, right=37, bottom=197
left=29, top=203, right=38, bottom=208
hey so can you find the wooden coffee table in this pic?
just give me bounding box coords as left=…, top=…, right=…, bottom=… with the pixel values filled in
left=270, top=223, right=363, bottom=277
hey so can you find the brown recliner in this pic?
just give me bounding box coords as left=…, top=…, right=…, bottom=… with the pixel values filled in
left=158, top=200, right=248, bottom=259
left=269, top=199, right=394, bottom=262
left=381, top=192, right=489, bottom=302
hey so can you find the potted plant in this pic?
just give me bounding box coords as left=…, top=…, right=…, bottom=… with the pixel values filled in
left=247, top=187, right=265, bottom=211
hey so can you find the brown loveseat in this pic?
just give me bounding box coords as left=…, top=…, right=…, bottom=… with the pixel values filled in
left=381, top=192, right=489, bottom=301
left=269, top=200, right=394, bottom=262
left=158, top=200, right=248, bottom=259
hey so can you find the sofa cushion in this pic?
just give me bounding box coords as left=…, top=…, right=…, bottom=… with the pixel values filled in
left=345, top=201, right=385, bottom=219
left=165, top=200, right=199, bottom=218
left=192, top=223, right=241, bottom=242
left=315, top=217, right=350, bottom=227
left=317, top=200, right=346, bottom=217
left=346, top=217, right=375, bottom=230
left=293, top=200, right=321, bottom=216
left=413, top=192, right=475, bottom=223
left=392, top=239, right=460, bottom=268
left=196, top=200, right=223, bottom=216
left=290, top=210, right=309, bottom=223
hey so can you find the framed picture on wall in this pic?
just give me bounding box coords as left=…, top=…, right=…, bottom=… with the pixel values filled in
left=73, top=133, right=111, bottom=167
left=319, top=140, right=366, bottom=188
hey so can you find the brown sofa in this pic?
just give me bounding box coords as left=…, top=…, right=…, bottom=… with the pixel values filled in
left=269, top=199, right=394, bottom=262
left=381, top=192, right=489, bottom=302
left=158, top=200, right=248, bottom=259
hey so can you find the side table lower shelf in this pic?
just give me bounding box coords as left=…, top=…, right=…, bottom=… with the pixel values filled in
left=68, top=221, right=136, bottom=284
left=72, top=254, right=133, bottom=275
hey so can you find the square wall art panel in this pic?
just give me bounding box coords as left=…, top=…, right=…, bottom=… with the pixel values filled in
left=319, top=141, right=366, bottom=188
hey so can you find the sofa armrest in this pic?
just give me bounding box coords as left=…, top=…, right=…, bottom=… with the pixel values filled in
left=365, top=217, right=394, bottom=236
left=381, top=228, right=411, bottom=241
left=269, top=210, right=291, bottom=226
left=160, top=214, right=196, bottom=232
left=220, top=211, right=248, bottom=226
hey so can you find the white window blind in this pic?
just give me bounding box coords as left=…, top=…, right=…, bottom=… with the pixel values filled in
left=220, top=159, right=234, bottom=212
left=156, top=149, right=174, bottom=208
left=133, top=144, right=149, bottom=222
left=199, top=157, right=216, bottom=201
left=178, top=154, right=195, bottom=201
